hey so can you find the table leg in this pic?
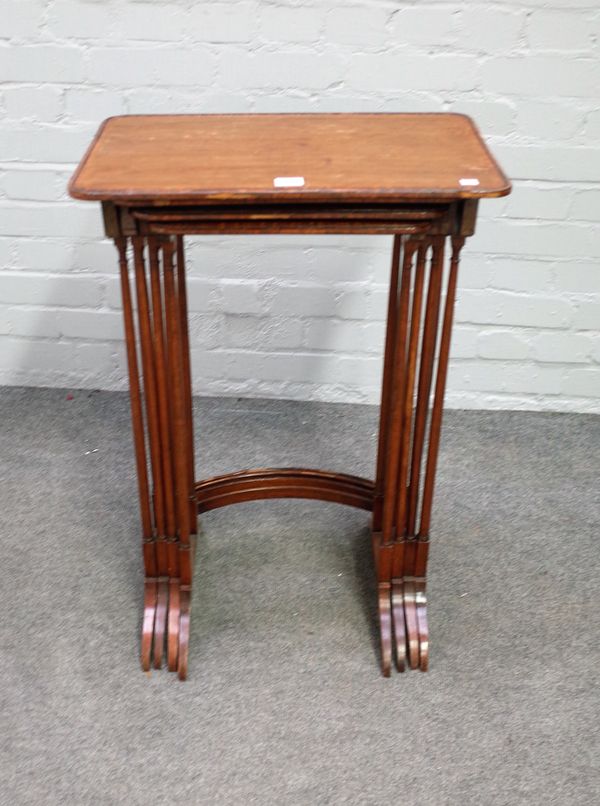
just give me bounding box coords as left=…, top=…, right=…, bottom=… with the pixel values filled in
left=373, top=233, right=465, bottom=675
left=116, top=235, right=197, bottom=679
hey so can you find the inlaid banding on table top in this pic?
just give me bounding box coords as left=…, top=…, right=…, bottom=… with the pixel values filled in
left=195, top=468, right=375, bottom=513
left=68, top=113, right=511, bottom=204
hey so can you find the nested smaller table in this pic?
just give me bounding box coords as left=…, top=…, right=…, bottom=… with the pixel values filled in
left=70, top=113, right=510, bottom=680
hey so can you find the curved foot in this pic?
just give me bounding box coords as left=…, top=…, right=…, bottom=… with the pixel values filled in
left=378, top=577, right=429, bottom=675
left=141, top=580, right=157, bottom=672
left=140, top=577, right=192, bottom=679
left=391, top=580, right=406, bottom=672
left=153, top=579, right=168, bottom=669
left=403, top=579, right=420, bottom=670
left=167, top=580, right=180, bottom=672
left=177, top=588, right=191, bottom=681
left=414, top=579, right=429, bottom=672
left=377, top=583, right=393, bottom=677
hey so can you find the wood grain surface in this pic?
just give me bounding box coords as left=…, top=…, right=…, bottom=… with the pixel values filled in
left=69, top=113, right=510, bottom=204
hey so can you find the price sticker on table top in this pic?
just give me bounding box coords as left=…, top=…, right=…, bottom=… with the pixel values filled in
left=273, top=176, right=305, bottom=188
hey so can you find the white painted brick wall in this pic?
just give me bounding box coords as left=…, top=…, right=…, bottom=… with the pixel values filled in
left=0, top=0, right=599, bottom=413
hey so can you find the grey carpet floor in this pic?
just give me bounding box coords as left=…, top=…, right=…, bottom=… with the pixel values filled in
left=0, top=386, right=598, bottom=806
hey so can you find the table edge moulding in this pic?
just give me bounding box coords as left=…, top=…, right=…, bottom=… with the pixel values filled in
left=69, top=112, right=511, bottom=680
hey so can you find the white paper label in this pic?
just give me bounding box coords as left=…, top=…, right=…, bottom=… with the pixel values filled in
left=459, top=177, right=480, bottom=187
left=274, top=176, right=305, bottom=188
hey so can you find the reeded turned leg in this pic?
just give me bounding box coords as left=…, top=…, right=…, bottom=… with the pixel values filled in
left=116, top=223, right=465, bottom=681
left=373, top=232, right=464, bottom=675
left=116, top=234, right=197, bottom=680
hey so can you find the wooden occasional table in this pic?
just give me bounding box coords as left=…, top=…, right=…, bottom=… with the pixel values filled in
left=69, top=113, right=510, bottom=680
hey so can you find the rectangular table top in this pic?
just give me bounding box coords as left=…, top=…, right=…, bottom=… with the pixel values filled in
left=69, top=113, right=510, bottom=205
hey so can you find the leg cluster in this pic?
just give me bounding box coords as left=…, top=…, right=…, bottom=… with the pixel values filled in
left=116, top=229, right=464, bottom=680
left=373, top=233, right=464, bottom=676
left=117, top=235, right=197, bottom=680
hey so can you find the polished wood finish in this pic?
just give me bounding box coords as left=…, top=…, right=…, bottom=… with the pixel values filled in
left=196, top=468, right=374, bottom=512
left=116, top=238, right=155, bottom=576
left=70, top=113, right=509, bottom=680
left=69, top=113, right=510, bottom=203
left=373, top=236, right=402, bottom=532
left=371, top=232, right=468, bottom=673
left=419, top=236, right=465, bottom=538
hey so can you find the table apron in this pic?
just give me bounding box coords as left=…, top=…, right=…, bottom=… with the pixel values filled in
left=102, top=200, right=478, bottom=238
